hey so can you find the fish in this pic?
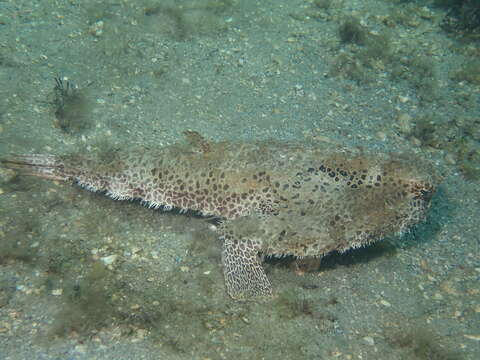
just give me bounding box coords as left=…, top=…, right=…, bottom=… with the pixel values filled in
left=1, top=132, right=438, bottom=300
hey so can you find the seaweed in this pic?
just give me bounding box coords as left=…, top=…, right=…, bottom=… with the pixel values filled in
left=384, top=325, right=462, bottom=360
left=451, top=60, right=480, bottom=85
left=332, top=17, right=392, bottom=84
left=436, top=0, right=480, bottom=36
left=143, top=0, right=233, bottom=41
left=144, top=5, right=189, bottom=41
left=330, top=52, right=371, bottom=83
left=49, top=261, right=116, bottom=337
left=390, top=53, right=437, bottom=101
left=407, top=113, right=480, bottom=181
left=52, top=77, right=92, bottom=134
left=313, top=0, right=332, bottom=10
left=339, top=17, right=368, bottom=45
left=457, top=143, right=480, bottom=181
left=362, top=33, right=391, bottom=61
left=0, top=217, right=40, bottom=265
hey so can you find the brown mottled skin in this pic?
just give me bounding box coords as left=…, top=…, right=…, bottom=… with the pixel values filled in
left=1, top=133, right=438, bottom=300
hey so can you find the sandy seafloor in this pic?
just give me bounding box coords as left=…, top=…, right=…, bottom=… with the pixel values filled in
left=0, top=0, right=479, bottom=359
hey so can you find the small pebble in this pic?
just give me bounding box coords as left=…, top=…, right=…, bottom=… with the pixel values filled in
left=363, top=336, right=375, bottom=346
left=51, top=289, right=63, bottom=296
left=380, top=299, right=391, bottom=307
left=101, top=255, right=118, bottom=265
left=75, top=344, right=87, bottom=353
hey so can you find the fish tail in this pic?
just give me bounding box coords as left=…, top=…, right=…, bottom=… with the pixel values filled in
left=1, top=154, right=70, bottom=182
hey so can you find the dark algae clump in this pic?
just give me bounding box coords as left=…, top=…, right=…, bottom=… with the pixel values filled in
left=436, top=0, right=480, bottom=36
left=384, top=325, right=463, bottom=360
left=52, top=77, right=92, bottom=134
left=338, top=17, right=368, bottom=45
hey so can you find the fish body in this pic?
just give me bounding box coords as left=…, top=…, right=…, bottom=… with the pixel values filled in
left=1, top=135, right=437, bottom=300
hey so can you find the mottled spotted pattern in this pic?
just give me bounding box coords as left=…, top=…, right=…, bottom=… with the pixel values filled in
left=1, top=136, right=438, bottom=300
